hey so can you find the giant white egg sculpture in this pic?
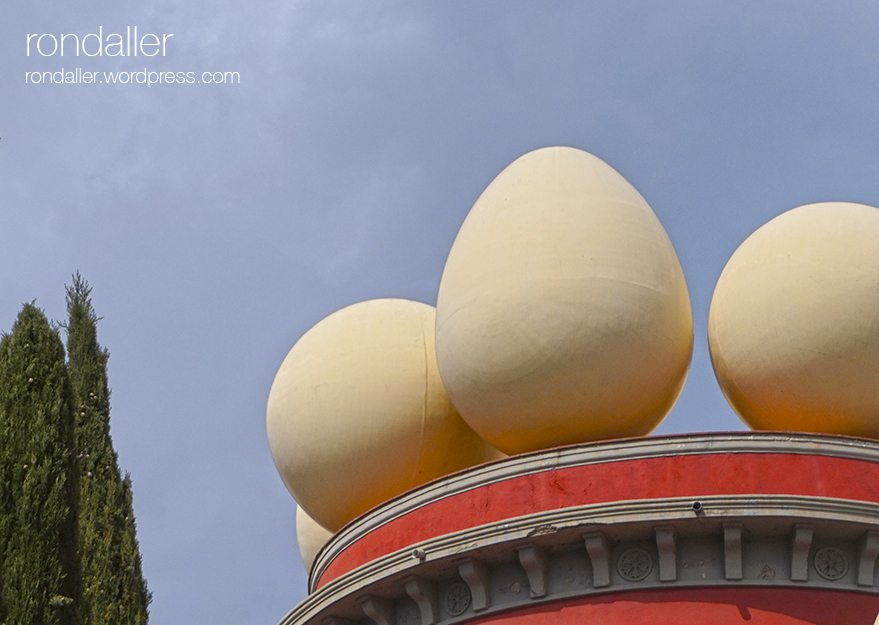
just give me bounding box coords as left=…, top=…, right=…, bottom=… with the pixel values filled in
left=267, top=299, right=502, bottom=532
left=295, top=505, right=333, bottom=575
left=435, top=146, right=694, bottom=455
left=709, top=202, right=879, bottom=437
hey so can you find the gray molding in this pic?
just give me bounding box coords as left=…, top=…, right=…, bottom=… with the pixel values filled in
left=457, top=560, right=490, bottom=611
left=516, top=545, right=547, bottom=598
left=404, top=577, right=438, bottom=625
left=312, top=432, right=879, bottom=591
left=723, top=524, right=742, bottom=581
left=791, top=524, right=814, bottom=582
left=283, top=494, right=879, bottom=625
left=583, top=532, right=611, bottom=588
left=654, top=526, right=676, bottom=582
left=359, top=596, right=394, bottom=625
left=858, top=531, right=879, bottom=586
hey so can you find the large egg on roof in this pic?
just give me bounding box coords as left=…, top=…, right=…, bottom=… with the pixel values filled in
left=709, top=202, right=879, bottom=437
left=267, top=299, right=502, bottom=532
left=295, top=505, right=333, bottom=576
left=435, top=147, right=693, bottom=455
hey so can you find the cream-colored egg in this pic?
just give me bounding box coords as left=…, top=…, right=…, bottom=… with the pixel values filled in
left=267, top=299, right=502, bottom=532
left=435, top=147, right=693, bottom=455
left=709, top=202, right=879, bottom=437
left=295, top=505, right=333, bottom=576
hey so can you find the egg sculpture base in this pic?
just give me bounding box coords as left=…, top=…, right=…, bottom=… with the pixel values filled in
left=278, top=432, right=879, bottom=625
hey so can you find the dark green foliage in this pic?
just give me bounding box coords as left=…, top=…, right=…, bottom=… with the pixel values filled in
left=0, top=277, right=151, bottom=624
left=0, top=304, right=80, bottom=625
left=66, top=274, right=150, bottom=625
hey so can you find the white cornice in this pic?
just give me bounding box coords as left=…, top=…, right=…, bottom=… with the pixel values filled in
left=283, top=493, right=879, bottom=625
left=313, top=431, right=879, bottom=588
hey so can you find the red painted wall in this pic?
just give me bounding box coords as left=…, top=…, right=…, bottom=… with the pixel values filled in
left=319, top=452, right=879, bottom=587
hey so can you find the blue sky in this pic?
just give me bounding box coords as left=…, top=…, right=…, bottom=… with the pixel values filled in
left=4, top=3, right=879, bottom=623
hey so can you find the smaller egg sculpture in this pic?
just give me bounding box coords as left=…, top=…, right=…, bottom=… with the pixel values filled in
left=295, top=505, right=333, bottom=575
left=267, top=299, right=502, bottom=532
left=435, top=146, right=694, bottom=455
left=709, top=202, right=879, bottom=437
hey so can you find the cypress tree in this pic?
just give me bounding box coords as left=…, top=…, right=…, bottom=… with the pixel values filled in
left=0, top=304, right=80, bottom=625
left=65, top=274, right=150, bottom=625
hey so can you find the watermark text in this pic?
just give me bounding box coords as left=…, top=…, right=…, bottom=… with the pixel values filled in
left=25, top=68, right=240, bottom=85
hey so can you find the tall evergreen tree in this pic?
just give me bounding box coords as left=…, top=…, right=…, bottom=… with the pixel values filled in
left=0, top=304, right=80, bottom=625
left=65, top=275, right=150, bottom=625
